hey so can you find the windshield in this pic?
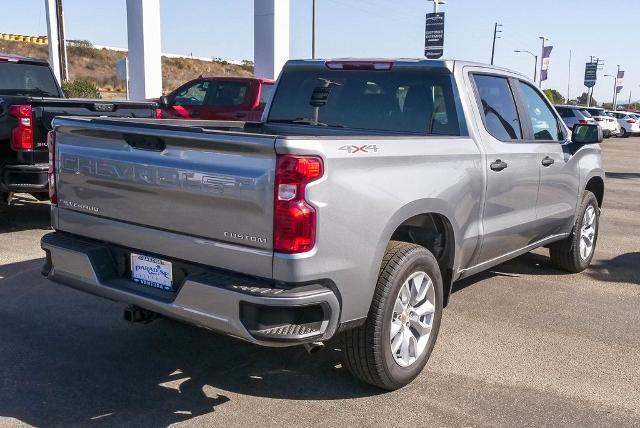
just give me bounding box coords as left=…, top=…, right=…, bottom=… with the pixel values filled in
left=268, top=68, right=461, bottom=135
left=0, top=63, right=61, bottom=97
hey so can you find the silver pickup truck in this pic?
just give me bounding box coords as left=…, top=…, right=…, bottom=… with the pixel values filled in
left=41, top=59, right=604, bottom=390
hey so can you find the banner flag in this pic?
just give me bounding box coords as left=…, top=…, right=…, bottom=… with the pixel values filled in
left=540, top=46, right=553, bottom=82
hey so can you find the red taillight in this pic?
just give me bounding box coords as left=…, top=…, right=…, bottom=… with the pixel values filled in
left=578, top=119, right=589, bottom=124
left=626, top=119, right=637, bottom=124
left=274, top=155, right=323, bottom=253
left=594, top=117, right=603, bottom=121
left=47, top=131, right=57, bottom=205
left=155, top=108, right=163, bottom=119
left=8, top=104, right=34, bottom=150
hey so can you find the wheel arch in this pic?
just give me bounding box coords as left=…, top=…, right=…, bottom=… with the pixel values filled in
left=585, top=175, right=604, bottom=207
left=376, top=199, right=460, bottom=307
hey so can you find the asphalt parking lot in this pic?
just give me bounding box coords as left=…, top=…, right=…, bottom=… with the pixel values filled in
left=0, top=137, right=639, bottom=427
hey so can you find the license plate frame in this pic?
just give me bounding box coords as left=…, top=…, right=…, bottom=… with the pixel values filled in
left=130, top=253, right=174, bottom=292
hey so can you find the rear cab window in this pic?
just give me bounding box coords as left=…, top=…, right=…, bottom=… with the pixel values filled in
left=0, top=62, right=61, bottom=97
left=267, top=66, right=462, bottom=135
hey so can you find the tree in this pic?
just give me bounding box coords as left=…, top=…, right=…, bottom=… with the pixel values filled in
left=575, top=92, right=597, bottom=107
left=543, top=89, right=565, bottom=105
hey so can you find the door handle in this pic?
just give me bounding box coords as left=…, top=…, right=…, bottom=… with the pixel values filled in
left=490, top=159, right=508, bottom=171
left=541, top=156, right=555, bottom=167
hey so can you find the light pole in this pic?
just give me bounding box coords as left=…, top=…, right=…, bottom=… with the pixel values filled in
left=538, top=35, right=549, bottom=88
left=604, top=74, right=616, bottom=110
left=429, top=0, right=446, bottom=13
left=311, top=0, right=317, bottom=59
left=514, top=50, right=537, bottom=82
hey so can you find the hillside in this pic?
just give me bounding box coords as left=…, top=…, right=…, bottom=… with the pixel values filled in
left=0, top=39, right=253, bottom=98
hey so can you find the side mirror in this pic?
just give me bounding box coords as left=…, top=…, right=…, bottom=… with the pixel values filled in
left=571, top=124, right=602, bottom=145
left=159, top=95, right=169, bottom=109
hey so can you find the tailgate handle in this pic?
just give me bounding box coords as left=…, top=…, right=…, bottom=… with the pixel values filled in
left=125, top=134, right=166, bottom=152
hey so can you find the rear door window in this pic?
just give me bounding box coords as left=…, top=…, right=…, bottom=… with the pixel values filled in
left=206, top=81, right=249, bottom=106
left=472, top=74, right=522, bottom=140
left=268, top=68, right=461, bottom=135
left=517, top=81, right=563, bottom=141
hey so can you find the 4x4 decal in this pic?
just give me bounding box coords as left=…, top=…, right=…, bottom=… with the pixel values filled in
left=338, top=144, right=380, bottom=154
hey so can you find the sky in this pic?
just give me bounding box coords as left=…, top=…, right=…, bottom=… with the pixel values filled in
left=1, top=0, right=638, bottom=102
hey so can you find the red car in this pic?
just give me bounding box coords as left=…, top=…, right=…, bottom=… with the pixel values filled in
left=157, top=76, right=275, bottom=121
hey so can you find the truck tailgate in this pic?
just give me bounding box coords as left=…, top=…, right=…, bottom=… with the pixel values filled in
left=53, top=118, right=276, bottom=255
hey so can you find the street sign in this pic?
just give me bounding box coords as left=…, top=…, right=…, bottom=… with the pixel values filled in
left=584, top=62, right=597, bottom=88
left=424, top=12, right=445, bottom=59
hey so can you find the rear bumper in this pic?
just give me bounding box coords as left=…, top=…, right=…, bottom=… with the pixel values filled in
left=41, top=232, right=341, bottom=346
left=1, top=163, right=48, bottom=193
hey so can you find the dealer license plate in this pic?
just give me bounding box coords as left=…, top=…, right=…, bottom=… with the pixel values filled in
left=130, top=253, right=174, bottom=292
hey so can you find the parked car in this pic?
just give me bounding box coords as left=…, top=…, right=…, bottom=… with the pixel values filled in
left=554, top=105, right=596, bottom=131
left=584, top=107, right=618, bottom=138
left=0, top=53, right=156, bottom=209
left=604, top=111, right=623, bottom=136
left=42, top=59, right=604, bottom=390
left=156, top=76, right=275, bottom=121
left=609, top=111, right=640, bottom=137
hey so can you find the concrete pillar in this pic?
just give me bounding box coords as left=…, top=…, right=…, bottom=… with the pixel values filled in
left=44, top=0, right=61, bottom=84
left=254, top=0, right=290, bottom=80
left=126, top=0, right=162, bottom=100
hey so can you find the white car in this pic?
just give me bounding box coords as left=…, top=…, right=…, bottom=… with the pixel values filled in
left=584, top=107, right=618, bottom=138
left=610, top=111, right=640, bottom=137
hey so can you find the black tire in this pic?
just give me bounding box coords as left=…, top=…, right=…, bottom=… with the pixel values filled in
left=0, top=192, right=8, bottom=214
left=341, top=241, right=443, bottom=390
left=549, top=191, right=600, bottom=273
left=620, top=127, right=628, bottom=138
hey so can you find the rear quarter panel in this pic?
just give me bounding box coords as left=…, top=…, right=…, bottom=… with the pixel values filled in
left=273, top=135, right=483, bottom=322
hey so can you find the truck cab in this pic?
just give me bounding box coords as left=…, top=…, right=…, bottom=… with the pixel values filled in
left=156, top=76, right=275, bottom=122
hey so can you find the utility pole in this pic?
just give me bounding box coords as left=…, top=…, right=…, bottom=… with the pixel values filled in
left=311, top=0, right=316, bottom=59
left=490, top=23, right=502, bottom=65
left=55, top=0, right=68, bottom=81
left=567, top=49, right=571, bottom=102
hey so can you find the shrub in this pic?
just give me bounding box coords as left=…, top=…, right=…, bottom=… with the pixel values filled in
left=62, top=79, right=101, bottom=99
left=67, top=39, right=99, bottom=58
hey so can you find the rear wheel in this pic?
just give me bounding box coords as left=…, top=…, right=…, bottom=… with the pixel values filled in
left=620, top=127, right=628, bottom=138
left=0, top=192, right=9, bottom=214
left=549, top=191, right=600, bottom=272
left=341, top=241, right=443, bottom=390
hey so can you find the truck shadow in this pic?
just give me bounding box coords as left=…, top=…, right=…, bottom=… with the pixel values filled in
left=0, top=194, right=51, bottom=233
left=452, top=251, right=640, bottom=295
left=0, top=259, right=379, bottom=427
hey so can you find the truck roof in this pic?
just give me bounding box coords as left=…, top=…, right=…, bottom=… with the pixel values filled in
left=0, top=52, right=49, bottom=66
left=283, top=58, right=529, bottom=80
